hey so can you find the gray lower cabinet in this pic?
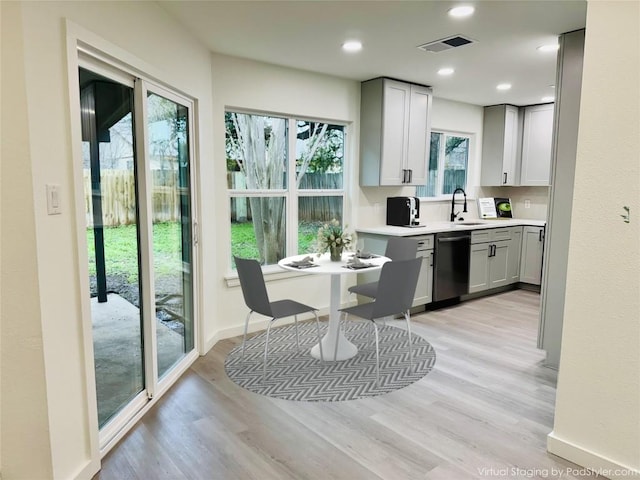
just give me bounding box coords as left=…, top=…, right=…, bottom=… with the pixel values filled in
left=508, top=226, right=523, bottom=282
left=357, top=233, right=434, bottom=307
left=520, top=226, right=545, bottom=284
left=413, top=236, right=434, bottom=307
left=469, top=227, right=521, bottom=294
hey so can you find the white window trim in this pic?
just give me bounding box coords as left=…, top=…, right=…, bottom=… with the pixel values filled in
left=417, top=129, right=474, bottom=201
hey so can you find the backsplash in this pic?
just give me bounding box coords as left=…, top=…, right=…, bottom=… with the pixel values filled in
left=357, top=185, right=549, bottom=228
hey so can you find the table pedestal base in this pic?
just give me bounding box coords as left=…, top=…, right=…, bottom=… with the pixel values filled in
left=310, top=331, right=357, bottom=361
left=310, top=273, right=357, bottom=361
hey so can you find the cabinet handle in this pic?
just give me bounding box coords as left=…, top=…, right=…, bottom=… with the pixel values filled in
left=503, top=172, right=508, bottom=184
left=402, top=169, right=407, bottom=183
left=408, top=169, right=413, bottom=183
left=429, top=252, right=434, bottom=267
left=539, top=229, right=544, bottom=242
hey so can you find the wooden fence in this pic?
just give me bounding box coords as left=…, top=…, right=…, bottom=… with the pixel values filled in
left=229, top=172, right=343, bottom=223
left=84, top=170, right=343, bottom=227
left=84, top=169, right=180, bottom=227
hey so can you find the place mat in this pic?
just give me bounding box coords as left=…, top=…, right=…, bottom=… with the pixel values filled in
left=224, top=321, right=436, bottom=401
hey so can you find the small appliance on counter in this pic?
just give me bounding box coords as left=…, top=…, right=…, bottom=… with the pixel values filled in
left=386, top=196, right=421, bottom=227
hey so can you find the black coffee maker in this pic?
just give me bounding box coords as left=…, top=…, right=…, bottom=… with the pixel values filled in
left=386, top=197, right=421, bottom=227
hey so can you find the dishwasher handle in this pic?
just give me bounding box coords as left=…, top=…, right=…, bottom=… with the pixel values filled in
left=437, top=237, right=470, bottom=243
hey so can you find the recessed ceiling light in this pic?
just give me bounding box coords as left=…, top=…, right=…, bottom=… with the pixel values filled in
left=541, top=96, right=555, bottom=102
left=342, top=40, right=362, bottom=53
left=448, top=6, right=475, bottom=18
left=496, top=83, right=512, bottom=91
left=537, top=44, right=559, bottom=52
left=438, top=67, right=455, bottom=76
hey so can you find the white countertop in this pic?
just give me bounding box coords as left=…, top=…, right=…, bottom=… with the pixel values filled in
left=356, top=218, right=546, bottom=237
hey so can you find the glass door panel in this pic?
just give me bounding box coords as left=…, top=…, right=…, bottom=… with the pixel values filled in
left=147, top=92, right=194, bottom=378
left=80, top=68, right=145, bottom=428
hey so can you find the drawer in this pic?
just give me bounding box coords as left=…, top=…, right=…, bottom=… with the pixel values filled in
left=491, top=228, right=512, bottom=242
left=413, top=235, right=434, bottom=251
left=472, top=227, right=512, bottom=244
left=471, top=230, right=491, bottom=244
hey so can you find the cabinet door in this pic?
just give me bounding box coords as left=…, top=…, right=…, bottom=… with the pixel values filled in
left=521, top=104, right=554, bottom=186
left=481, top=105, right=520, bottom=186
left=413, top=249, right=433, bottom=306
left=520, top=227, right=544, bottom=284
left=469, top=243, right=490, bottom=293
left=507, top=227, right=522, bottom=283
left=406, top=84, right=431, bottom=185
left=502, top=105, right=520, bottom=186
left=380, top=80, right=410, bottom=185
left=489, top=241, right=510, bottom=288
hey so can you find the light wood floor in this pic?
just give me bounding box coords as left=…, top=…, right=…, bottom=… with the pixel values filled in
left=95, top=290, right=596, bottom=480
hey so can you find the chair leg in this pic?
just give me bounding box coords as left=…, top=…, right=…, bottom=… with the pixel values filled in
left=313, top=311, right=324, bottom=361
left=404, top=310, right=413, bottom=371
left=293, top=315, right=300, bottom=352
left=371, top=320, right=381, bottom=387
left=263, top=319, right=276, bottom=382
left=241, top=310, right=253, bottom=360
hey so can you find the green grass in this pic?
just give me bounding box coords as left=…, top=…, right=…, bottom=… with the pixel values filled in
left=88, top=220, right=322, bottom=280
left=87, top=222, right=183, bottom=281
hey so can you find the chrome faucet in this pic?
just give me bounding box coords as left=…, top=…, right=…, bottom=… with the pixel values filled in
left=450, top=187, right=468, bottom=222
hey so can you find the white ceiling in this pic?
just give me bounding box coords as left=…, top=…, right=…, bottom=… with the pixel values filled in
left=159, top=0, right=587, bottom=107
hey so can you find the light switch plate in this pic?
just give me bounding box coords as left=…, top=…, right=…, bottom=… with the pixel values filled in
left=46, top=184, right=62, bottom=215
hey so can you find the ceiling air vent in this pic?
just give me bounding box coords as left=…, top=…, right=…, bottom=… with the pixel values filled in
left=417, top=35, right=475, bottom=53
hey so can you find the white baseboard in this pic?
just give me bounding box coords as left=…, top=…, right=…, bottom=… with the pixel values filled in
left=203, top=303, right=344, bottom=354
left=547, top=431, right=640, bottom=479
left=73, top=458, right=101, bottom=480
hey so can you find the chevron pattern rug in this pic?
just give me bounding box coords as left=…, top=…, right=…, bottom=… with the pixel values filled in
left=224, top=321, right=436, bottom=401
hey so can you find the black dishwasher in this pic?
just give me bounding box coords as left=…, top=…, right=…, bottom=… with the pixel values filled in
left=433, top=231, right=471, bottom=302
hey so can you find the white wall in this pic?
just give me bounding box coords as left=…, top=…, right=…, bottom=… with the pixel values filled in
left=548, top=1, right=640, bottom=477
left=357, top=97, right=485, bottom=227
left=1, top=3, right=54, bottom=478
left=0, top=1, right=214, bottom=478
left=209, top=53, right=361, bottom=348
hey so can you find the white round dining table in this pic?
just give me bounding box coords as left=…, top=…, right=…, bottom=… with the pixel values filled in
left=278, top=252, right=390, bottom=361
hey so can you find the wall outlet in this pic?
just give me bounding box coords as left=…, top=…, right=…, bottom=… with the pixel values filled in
left=524, top=199, right=531, bottom=209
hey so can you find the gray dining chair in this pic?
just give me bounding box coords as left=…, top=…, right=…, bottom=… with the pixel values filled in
left=348, top=236, right=420, bottom=300
left=338, top=257, right=422, bottom=386
left=234, top=256, right=325, bottom=380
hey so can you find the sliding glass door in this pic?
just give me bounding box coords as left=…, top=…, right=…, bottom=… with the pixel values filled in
left=78, top=61, right=197, bottom=439
left=146, top=90, right=194, bottom=378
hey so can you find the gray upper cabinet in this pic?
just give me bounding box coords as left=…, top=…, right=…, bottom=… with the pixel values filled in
left=520, top=103, right=555, bottom=186
left=481, top=104, right=521, bottom=186
left=360, top=78, right=432, bottom=186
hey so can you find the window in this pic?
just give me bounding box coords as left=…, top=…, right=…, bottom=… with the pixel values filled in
left=416, top=131, right=470, bottom=198
left=226, top=112, right=345, bottom=268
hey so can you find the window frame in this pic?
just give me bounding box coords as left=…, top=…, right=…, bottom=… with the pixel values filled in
left=226, top=110, right=347, bottom=274
left=416, top=129, right=473, bottom=200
